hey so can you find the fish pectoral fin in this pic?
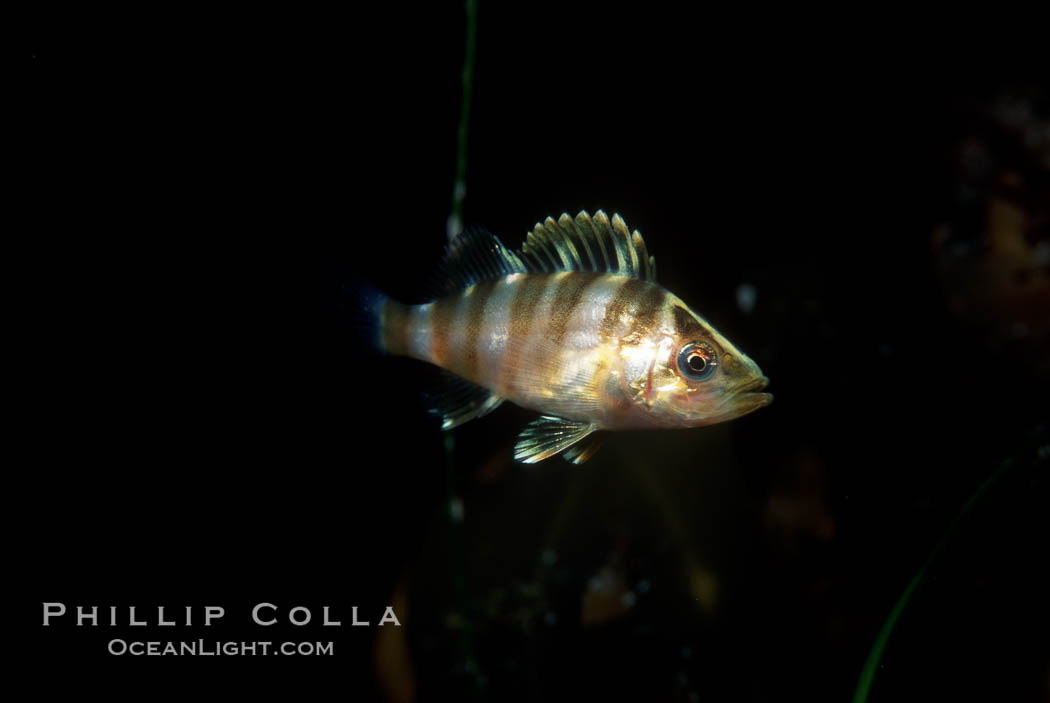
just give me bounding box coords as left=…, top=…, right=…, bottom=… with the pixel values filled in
left=561, top=433, right=605, bottom=464
left=426, top=370, right=504, bottom=430
left=514, top=416, right=597, bottom=464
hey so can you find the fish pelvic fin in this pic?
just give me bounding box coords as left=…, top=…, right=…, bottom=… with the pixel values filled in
left=514, top=416, right=598, bottom=464
left=561, top=433, right=606, bottom=464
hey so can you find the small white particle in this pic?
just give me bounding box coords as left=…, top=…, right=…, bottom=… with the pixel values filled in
left=736, top=283, right=757, bottom=313
left=449, top=497, right=464, bottom=523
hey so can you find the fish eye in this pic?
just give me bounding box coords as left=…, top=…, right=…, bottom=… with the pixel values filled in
left=677, top=341, right=718, bottom=381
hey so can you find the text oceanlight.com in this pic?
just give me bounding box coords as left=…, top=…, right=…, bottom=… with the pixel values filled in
left=107, top=639, right=334, bottom=656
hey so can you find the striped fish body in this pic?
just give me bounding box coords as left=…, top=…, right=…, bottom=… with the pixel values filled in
left=363, top=211, right=771, bottom=462
left=381, top=272, right=656, bottom=428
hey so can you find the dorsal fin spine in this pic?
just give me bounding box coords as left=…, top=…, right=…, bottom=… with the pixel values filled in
left=559, top=214, right=597, bottom=272
left=525, top=231, right=557, bottom=271
left=631, top=230, right=652, bottom=281
left=613, top=214, right=640, bottom=277
left=577, top=211, right=612, bottom=271
left=543, top=217, right=583, bottom=270
left=539, top=223, right=573, bottom=270
left=593, top=211, right=627, bottom=275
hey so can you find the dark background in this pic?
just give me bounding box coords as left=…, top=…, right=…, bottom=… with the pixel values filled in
left=23, top=6, right=1048, bottom=701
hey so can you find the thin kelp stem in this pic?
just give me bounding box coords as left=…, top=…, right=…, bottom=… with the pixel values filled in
left=851, top=451, right=1026, bottom=702
left=444, top=434, right=487, bottom=695
left=445, top=0, right=486, bottom=697
left=448, top=0, right=478, bottom=241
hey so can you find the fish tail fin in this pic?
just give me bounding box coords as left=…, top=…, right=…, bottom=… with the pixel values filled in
left=339, top=277, right=392, bottom=354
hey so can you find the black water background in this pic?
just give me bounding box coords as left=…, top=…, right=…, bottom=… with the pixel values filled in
left=22, top=9, right=1048, bottom=701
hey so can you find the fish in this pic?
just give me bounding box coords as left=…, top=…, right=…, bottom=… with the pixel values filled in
left=358, top=210, right=771, bottom=463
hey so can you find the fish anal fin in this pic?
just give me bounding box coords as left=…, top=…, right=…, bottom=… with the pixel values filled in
left=426, top=370, right=505, bottom=430
left=514, top=416, right=597, bottom=464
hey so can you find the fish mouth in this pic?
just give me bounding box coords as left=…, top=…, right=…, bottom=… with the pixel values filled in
left=732, top=375, right=773, bottom=410
left=737, top=375, right=770, bottom=394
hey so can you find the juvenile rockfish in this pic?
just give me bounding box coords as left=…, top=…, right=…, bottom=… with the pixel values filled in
left=360, top=210, right=771, bottom=463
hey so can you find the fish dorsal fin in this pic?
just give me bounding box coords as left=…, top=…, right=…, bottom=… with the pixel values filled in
left=432, top=211, right=654, bottom=297
left=430, top=227, right=527, bottom=298
left=519, top=210, right=656, bottom=282
left=514, top=416, right=597, bottom=463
